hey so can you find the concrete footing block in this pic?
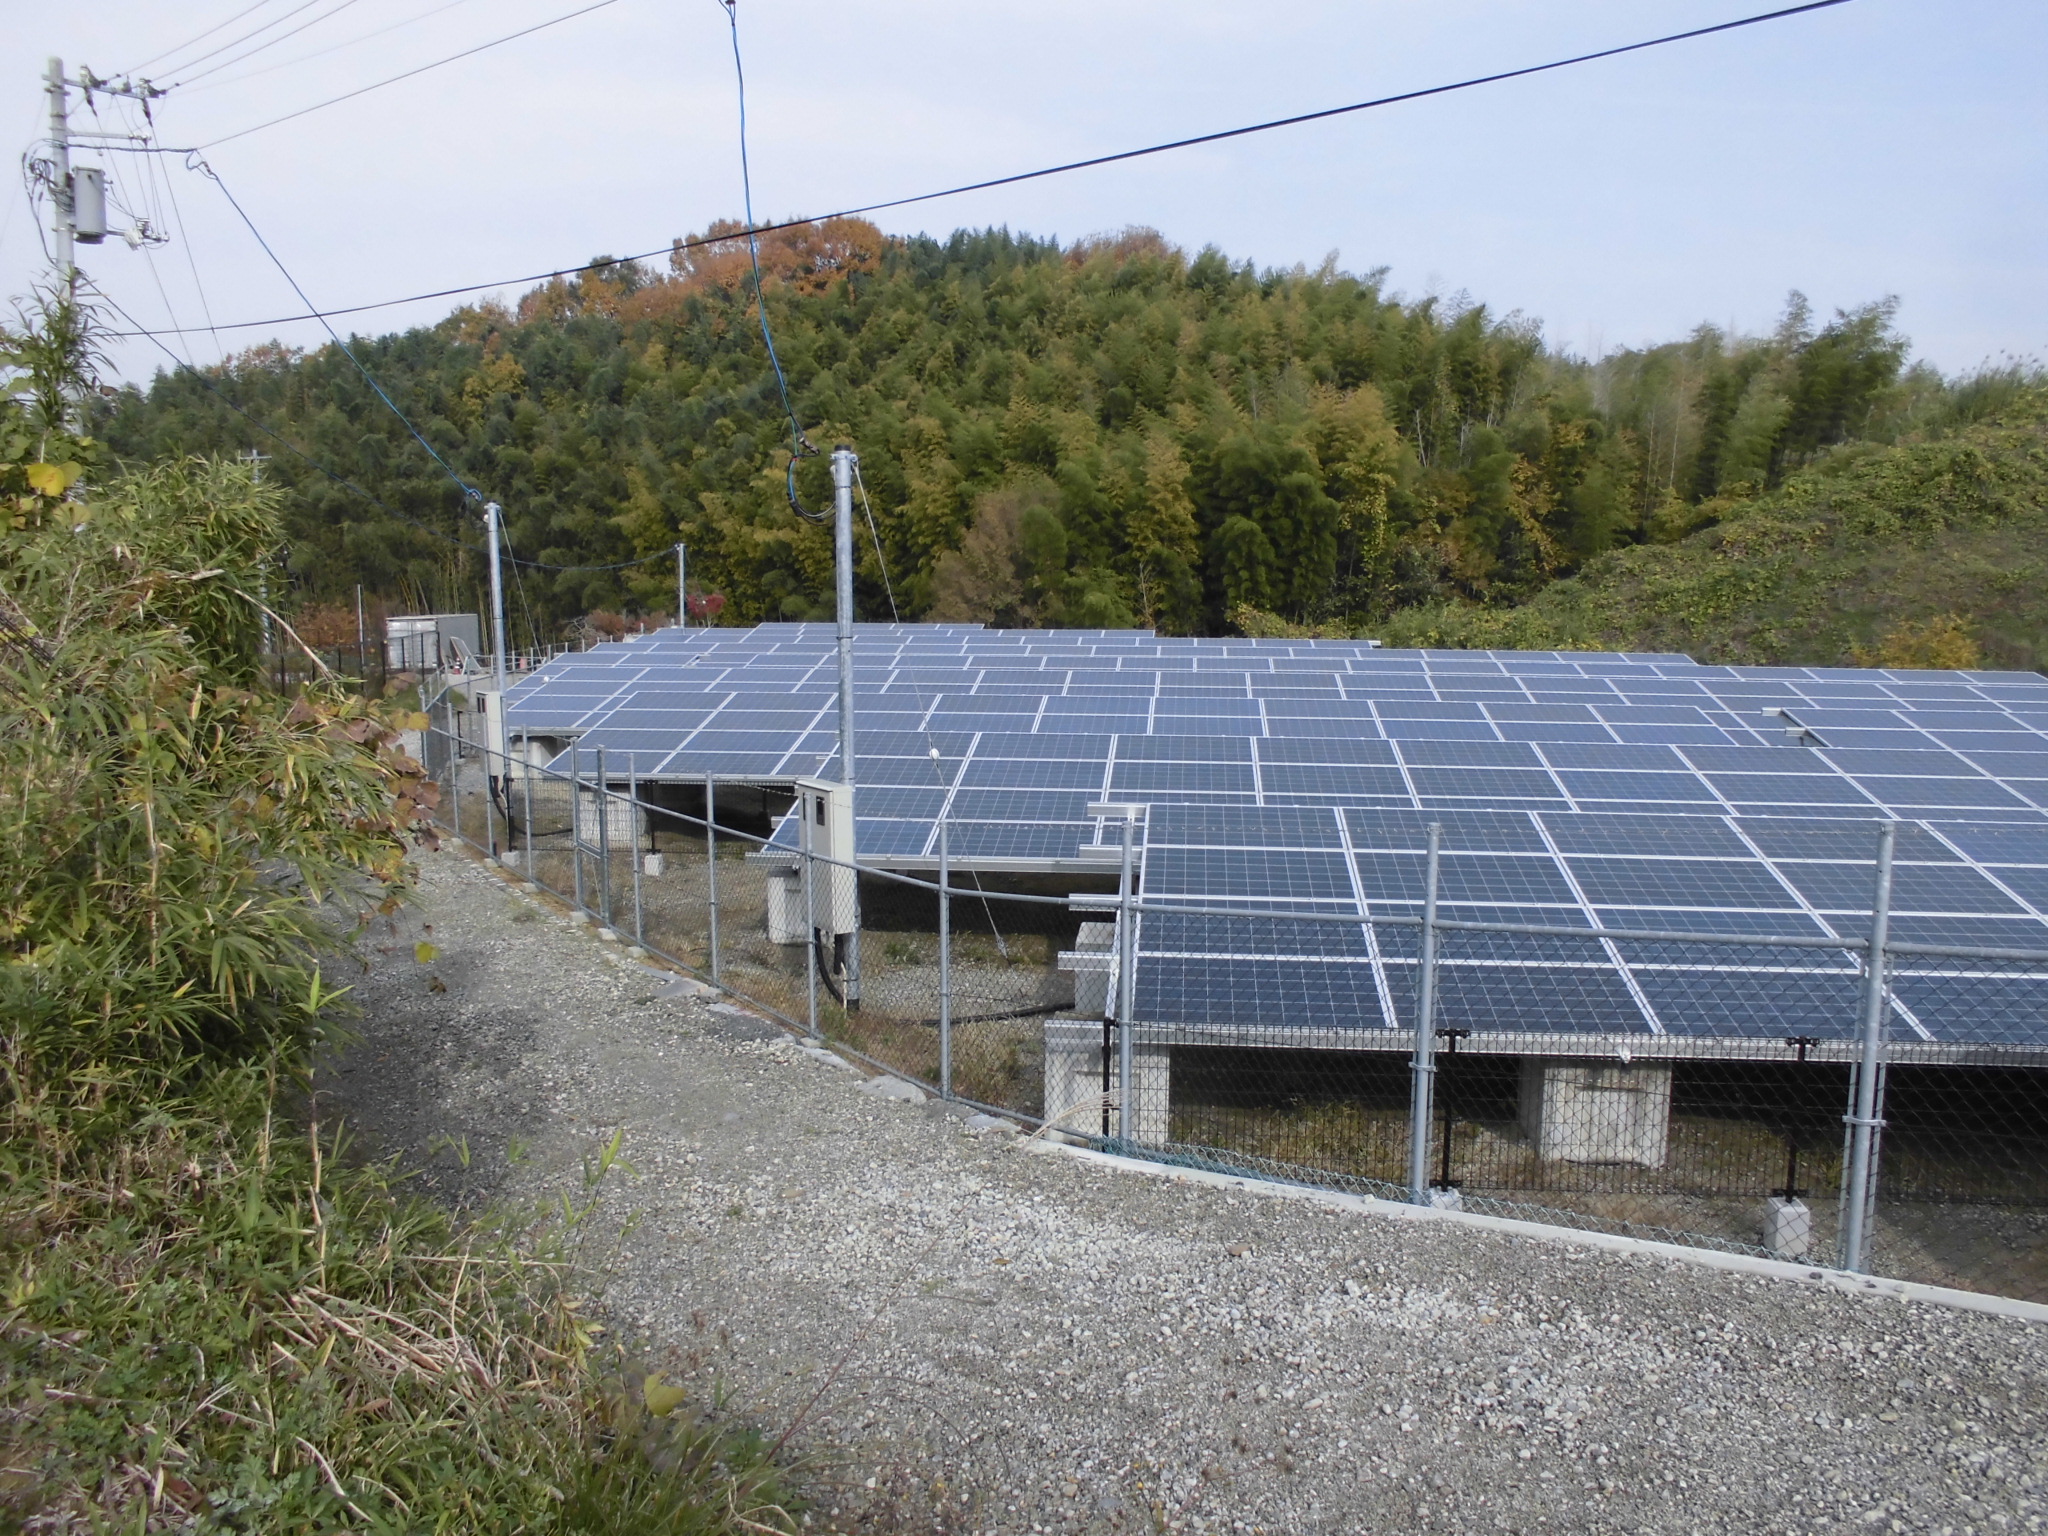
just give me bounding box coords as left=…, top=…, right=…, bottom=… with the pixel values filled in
left=1519, top=1058, right=1672, bottom=1167
left=1764, top=1196, right=1813, bottom=1259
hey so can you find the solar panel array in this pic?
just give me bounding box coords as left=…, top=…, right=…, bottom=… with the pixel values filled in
left=501, top=623, right=2048, bottom=1058
left=1134, top=804, right=2048, bottom=1061
left=507, top=622, right=2048, bottom=871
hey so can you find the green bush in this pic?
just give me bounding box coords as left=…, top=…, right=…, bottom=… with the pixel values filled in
left=0, top=304, right=798, bottom=1531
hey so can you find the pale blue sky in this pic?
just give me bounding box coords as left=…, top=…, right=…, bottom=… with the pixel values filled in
left=3, top=0, right=2041, bottom=382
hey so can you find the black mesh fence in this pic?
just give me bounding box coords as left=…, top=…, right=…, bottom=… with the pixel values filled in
left=423, top=729, right=2048, bottom=1304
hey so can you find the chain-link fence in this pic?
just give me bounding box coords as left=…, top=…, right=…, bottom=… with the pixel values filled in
left=422, top=725, right=2048, bottom=1305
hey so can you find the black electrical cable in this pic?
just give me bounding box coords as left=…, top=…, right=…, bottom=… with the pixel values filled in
left=192, top=155, right=671, bottom=572
left=195, top=153, right=486, bottom=503
left=108, top=0, right=1857, bottom=341
left=84, top=277, right=672, bottom=574
left=82, top=277, right=488, bottom=555
left=719, top=0, right=825, bottom=525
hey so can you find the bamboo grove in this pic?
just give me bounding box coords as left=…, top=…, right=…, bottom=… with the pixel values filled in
left=98, top=220, right=2019, bottom=643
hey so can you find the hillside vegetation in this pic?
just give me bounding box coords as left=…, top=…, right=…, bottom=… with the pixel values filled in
left=2, top=306, right=794, bottom=1531
left=1377, top=395, right=2048, bottom=671
left=98, top=220, right=2022, bottom=651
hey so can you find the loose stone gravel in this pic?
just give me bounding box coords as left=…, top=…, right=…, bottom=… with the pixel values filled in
left=320, top=848, right=2048, bottom=1535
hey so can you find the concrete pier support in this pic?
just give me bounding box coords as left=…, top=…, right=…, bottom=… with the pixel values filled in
left=1518, top=1058, right=1672, bottom=1167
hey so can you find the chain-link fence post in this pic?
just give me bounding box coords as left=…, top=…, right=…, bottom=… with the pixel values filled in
left=1407, top=822, right=1443, bottom=1204
left=628, top=757, right=644, bottom=947
left=938, top=815, right=952, bottom=1099
left=447, top=724, right=463, bottom=848
left=705, top=775, right=721, bottom=987
left=520, top=733, right=533, bottom=875
left=596, top=746, right=614, bottom=932
left=569, top=738, right=586, bottom=914
left=1840, top=820, right=1897, bottom=1273
left=1116, top=809, right=1139, bottom=1145
left=494, top=739, right=510, bottom=862
left=802, top=790, right=820, bottom=1037
left=482, top=735, right=497, bottom=860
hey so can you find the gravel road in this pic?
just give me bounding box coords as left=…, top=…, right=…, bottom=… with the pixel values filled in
left=319, top=848, right=2048, bottom=1535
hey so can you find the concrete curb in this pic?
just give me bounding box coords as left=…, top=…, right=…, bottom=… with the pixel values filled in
left=1041, top=1141, right=2048, bottom=1327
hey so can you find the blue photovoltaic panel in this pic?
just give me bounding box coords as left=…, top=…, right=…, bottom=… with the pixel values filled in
left=505, top=623, right=2048, bottom=1050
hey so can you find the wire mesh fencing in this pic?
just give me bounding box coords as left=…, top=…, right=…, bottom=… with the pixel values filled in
left=420, top=729, right=2048, bottom=1305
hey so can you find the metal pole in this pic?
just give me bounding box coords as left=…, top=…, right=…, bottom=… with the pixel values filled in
left=705, top=775, right=721, bottom=985
left=676, top=542, right=687, bottom=627
left=596, top=745, right=613, bottom=930
left=45, top=59, right=74, bottom=302
left=487, top=730, right=503, bottom=860
left=939, top=815, right=952, bottom=1099
left=801, top=790, right=819, bottom=1037
left=831, top=446, right=862, bottom=1009
left=570, top=738, right=586, bottom=914
left=449, top=724, right=463, bottom=847
left=1407, top=822, right=1444, bottom=1204
left=521, top=732, right=534, bottom=877
left=354, top=583, right=366, bottom=686
left=485, top=504, right=509, bottom=822
left=1840, top=820, right=1897, bottom=1274
left=1116, top=812, right=1138, bottom=1144
left=628, top=757, right=644, bottom=947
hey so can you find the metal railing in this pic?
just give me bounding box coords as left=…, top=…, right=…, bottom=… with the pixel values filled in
left=422, top=723, right=2048, bottom=1304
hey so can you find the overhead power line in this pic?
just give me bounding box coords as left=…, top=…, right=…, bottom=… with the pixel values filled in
left=197, top=0, right=627, bottom=148
left=167, top=0, right=373, bottom=89
left=195, top=156, right=486, bottom=501
left=123, top=0, right=298, bottom=77
left=155, top=0, right=338, bottom=85
left=108, top=0, right=1858, bottom=341
left=179, top=0, right=489, bottom=95
left=86, top=280, right=671, bottom=575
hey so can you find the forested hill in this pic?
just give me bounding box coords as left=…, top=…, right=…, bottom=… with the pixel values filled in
left=97, top=219, right=2019, bottom=650
left=1378, top=395, right=2048, bottom=673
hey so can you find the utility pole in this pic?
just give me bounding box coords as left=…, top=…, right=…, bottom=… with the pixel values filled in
left=675, top=542, right=687, bottom=628
left=44, top=60, right=73, bottom=301
left=485, top=501, right=509, bottom=730
left=831, top=445, right=861, bottom=1009
left=39, top=59, right=161, bottom=303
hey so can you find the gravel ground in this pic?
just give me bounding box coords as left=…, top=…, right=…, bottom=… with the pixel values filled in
left=319, top=847, right=2048, bottom=1535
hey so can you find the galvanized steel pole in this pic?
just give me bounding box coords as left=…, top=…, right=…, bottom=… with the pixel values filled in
left=485, top=503, right=509, bottom=713
left=1407, top=822, right=1444, bottom=1204
left=705, top=775, right=721, bottom=986
left=521, top=736, right=534, bottom=874
left=1116, top=812, right=1138, bottom=1143
left=675, top=542, right=687, bottom=627
left=1840, top=820, right=1897, bottom=1274
left=938, top=814, right=952, bottom=1100
left=831, top=446, right=862, bottom=1009
left=596, top=745, right=612, bottom=930
left=628, top=757, right=644, bottom=947
left=801, top=790, right=819, bottom=1037
left=570, top=738, right=585, bottom=914
left=484, top=502, right=509, bottom=859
